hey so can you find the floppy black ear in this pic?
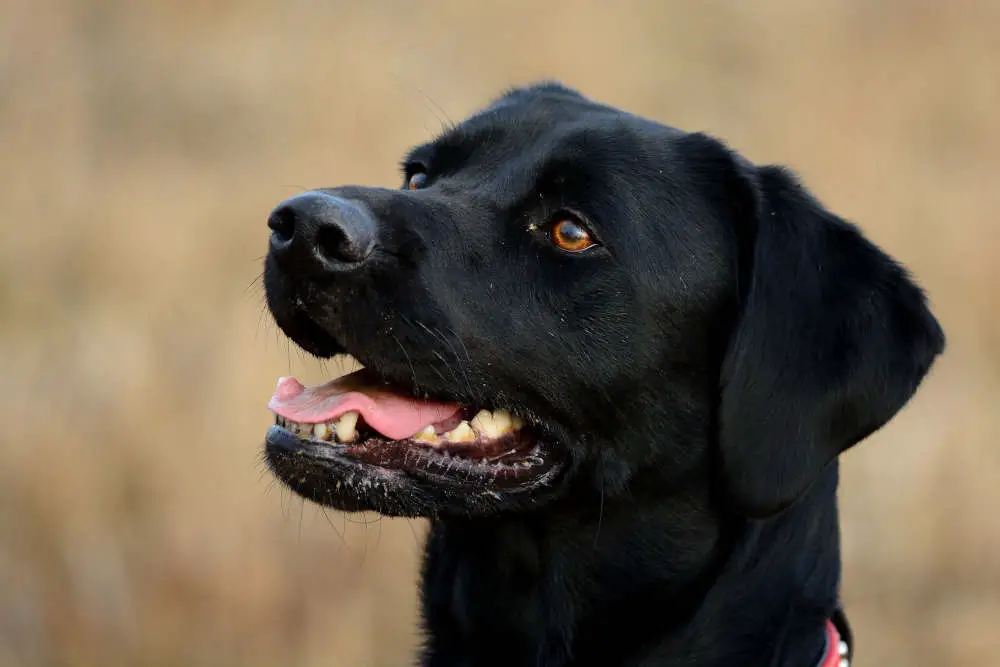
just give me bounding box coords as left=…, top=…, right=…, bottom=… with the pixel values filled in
left=716, top=160, right=945, bottom=518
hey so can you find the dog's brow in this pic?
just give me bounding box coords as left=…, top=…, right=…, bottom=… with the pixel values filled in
left=403, top=144, right=435, bottom=168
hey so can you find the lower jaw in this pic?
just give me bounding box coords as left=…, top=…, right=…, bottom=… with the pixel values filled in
left=263, top=425, right=564, bottom=511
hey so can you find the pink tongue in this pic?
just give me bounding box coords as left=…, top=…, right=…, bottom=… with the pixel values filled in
left=268, top=370, right=461, bottom=441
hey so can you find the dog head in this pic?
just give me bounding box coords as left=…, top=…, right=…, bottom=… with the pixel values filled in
left=262, top=83, right=944, bottom=519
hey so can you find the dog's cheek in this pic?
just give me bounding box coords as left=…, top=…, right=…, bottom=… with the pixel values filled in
left=593, top=449, right=632, bottom=496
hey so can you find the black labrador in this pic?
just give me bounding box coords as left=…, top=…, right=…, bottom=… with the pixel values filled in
left=261, top=83, right=944, bottom=667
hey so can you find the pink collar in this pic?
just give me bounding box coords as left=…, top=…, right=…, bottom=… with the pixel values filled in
left=818, top=619, right=850, bottom=667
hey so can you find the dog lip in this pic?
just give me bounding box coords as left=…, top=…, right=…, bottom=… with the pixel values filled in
left=265, top=417, right=563, bottom=491
left=265, top=424, right=309, bottom=453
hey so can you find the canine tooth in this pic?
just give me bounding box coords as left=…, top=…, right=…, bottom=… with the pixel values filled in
left=510, top=415, right=524, bottom=430
left=313, top=422, right=329, bottom=440
left=413, top=425, right=439, bottom=445
left=470, top=410, right=500, bottom=438
left=335, top=411, right=359, bottom=442
left=446, top=421, right=476, bottom=442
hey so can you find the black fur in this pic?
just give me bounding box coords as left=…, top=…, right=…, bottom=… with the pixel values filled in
left=262, top=82, right=945, bottom=666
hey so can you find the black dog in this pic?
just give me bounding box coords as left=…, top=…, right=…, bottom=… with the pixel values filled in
left=262, top=83, right=944, bottom=667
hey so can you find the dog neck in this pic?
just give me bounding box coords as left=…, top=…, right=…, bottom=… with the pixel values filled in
left=418, top=466, right=843, bottom=667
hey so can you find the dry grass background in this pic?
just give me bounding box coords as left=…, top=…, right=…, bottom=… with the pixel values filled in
left=1, top=0, right=998, bottom=665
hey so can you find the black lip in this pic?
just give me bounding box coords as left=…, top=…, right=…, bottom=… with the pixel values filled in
left=265, top=424, right=339, bottom=456
left=264, top=423, right=563, bottom=491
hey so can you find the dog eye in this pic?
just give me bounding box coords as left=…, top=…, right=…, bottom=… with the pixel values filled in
left=407, top=171, right=428, bottom=191
left=551, top=218, right=596, bottom=253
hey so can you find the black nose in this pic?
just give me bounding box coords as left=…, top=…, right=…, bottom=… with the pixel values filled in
left=267, top=192, right=376, bottom=273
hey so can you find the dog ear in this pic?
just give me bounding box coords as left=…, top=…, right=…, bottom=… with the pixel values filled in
left=700, top=141, right=945, bottom=518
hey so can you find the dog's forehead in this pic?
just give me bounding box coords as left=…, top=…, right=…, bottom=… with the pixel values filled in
left=410, top=88, right=687, bottom=188
left=479, top=84, right=603, bottom=124
left=409, top=92, right=605, bottom=166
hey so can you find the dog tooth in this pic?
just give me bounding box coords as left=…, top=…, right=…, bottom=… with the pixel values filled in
left=491, top=410, right=513, bottom=433
left=445, top=420, right=476, bottom=442
left=335, top=411, right=359, bottom=442
left=470, top=410, right=500, bottom=438
left=313, top=422, right=329, bottom=440
left=413, top=425, right=439, bottom=445
left=510, top=415, right=524, bottom=430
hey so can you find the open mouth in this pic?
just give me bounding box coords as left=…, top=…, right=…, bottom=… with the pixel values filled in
left=265, top=357, right=558, bottom=491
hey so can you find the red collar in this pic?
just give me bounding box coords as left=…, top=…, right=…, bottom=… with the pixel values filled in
left=818, top=619, right=850, bottom=667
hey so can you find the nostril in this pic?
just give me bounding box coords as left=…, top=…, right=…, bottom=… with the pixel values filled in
left=268, top=207, right=295, bottom=244
left=316, top=224, right=364, bottom=264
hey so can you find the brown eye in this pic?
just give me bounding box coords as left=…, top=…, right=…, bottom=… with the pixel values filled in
left=407, top=171, right=428, bottom=190
left=551, top=218, right=596, bottom=253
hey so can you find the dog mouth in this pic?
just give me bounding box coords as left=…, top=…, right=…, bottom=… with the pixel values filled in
left=264, top=357, right=558, bottom=493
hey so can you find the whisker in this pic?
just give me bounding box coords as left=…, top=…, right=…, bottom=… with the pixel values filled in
left=392, top=331, right=419, bottom=390
left=389, top=72, right=454, bottom=131
left=320, top=506, right=360, bottom=563
left=415, top=320, right=477, bottom=400
left=594, top=452, right=606, bottom=548
left=432, top=349, right=462, bottom=388
left=405, top=518, right=422, bottom=548
left=255, top=303, right=272, bottom=345
left=440, top=324, right=478, bottom=401
left=245, top=272, right=264, bottom=297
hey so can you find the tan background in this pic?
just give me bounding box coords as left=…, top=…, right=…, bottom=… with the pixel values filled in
left=2, top=1, right=998, bottom=665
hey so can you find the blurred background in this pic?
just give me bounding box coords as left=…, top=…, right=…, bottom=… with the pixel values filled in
left=1, top=1, right=998, bottom=665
